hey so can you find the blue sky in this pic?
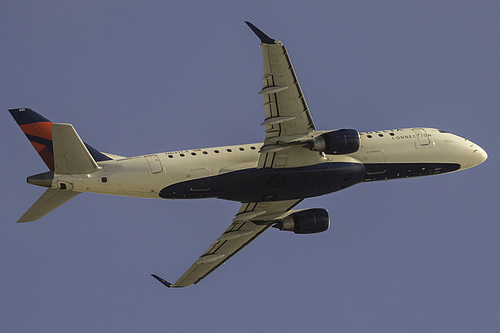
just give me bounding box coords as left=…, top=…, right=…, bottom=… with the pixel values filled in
left=1, top=1, right=499, bottom=332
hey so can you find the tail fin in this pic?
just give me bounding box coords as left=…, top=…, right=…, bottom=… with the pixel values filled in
left=52, top=123, right=102, bottom=174
left=9, top=108, right=112, bottom=171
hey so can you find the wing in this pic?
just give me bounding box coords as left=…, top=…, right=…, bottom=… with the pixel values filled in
left=154, top=199, right=302, bottom=288
left=152, top=23, right=320, bottom=288
left=245, top=22, right=322, bottom=169
left=247, top=21, right=315, bottom=138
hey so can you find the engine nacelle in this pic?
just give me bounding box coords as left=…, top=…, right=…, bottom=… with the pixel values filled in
left=274, top=208, right=330, bottom=234
left=306, top=129, right=360, bottom=154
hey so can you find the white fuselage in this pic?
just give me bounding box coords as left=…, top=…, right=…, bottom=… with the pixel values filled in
left=51, top=127, right=487, bottom=201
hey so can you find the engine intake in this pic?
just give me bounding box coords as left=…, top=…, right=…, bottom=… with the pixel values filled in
left=274, top=208, right=330, bottom=234
left=305, top=129, right=360, bottom=154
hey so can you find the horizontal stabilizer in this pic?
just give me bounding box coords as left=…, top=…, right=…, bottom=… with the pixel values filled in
left=52, top=123, right=101, bottom=174
left=17, top=188, right=81, bottom=223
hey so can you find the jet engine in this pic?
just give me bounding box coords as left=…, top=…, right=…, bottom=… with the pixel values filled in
left=305, top=129, right=360, bottom=154
left=273, top=208, right=330, bottom=234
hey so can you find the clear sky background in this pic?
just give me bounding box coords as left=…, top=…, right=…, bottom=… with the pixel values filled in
left=1, top=1, right=499, bottom=332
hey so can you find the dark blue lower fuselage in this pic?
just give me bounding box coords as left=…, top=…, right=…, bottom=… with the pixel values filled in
left=160, top=162, right=365, bottom=202
left=159, top=162, right=461, bottom=203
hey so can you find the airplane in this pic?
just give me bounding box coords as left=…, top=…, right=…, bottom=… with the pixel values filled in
left=9, top=22, right=487, bottom=288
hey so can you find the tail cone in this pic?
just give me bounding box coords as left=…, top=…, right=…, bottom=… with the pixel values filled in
left=27, top=171, right=54, bottom=188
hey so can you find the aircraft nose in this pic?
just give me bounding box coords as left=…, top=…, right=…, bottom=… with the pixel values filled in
left=472, top=145, right=488, bottom=165
left=445, top=132, right=488, bottom=171
left=459, top=139, right=488, bottom=170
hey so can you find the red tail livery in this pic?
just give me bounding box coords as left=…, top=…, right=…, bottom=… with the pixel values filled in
left=9, top=108, right=55, bottom=170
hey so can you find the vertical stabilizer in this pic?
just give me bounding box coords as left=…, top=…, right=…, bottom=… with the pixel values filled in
left=52, top=123, right=101, bottom=174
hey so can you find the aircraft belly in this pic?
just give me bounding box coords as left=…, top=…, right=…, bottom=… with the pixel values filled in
left=159, top=162, right=366, bottom=202
left=363, top=162, right=461, bottom=181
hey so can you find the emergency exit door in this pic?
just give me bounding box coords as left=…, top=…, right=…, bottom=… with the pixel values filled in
left=145, top=155, right=163, bottom=174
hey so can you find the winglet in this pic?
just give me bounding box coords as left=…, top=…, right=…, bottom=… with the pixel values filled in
left=151, top=274, right=173, bottom=288
left=245, top=21, right=275, bottom=44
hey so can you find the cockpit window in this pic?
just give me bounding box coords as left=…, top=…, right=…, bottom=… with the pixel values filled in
left=439, top=129, right=448, bottom=133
